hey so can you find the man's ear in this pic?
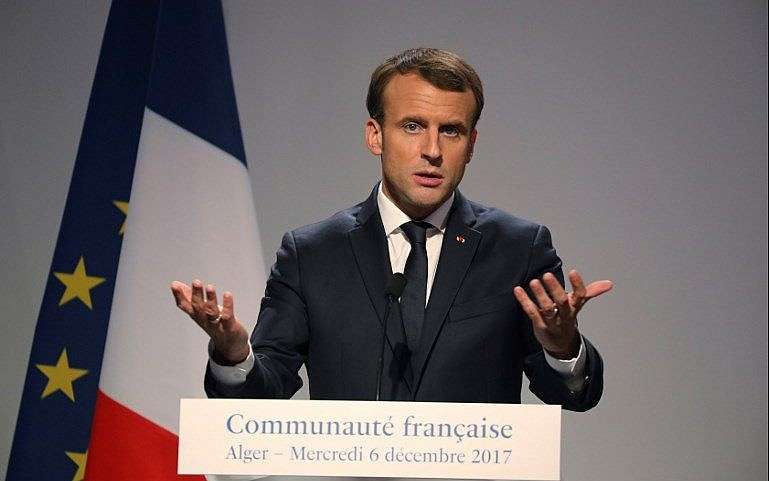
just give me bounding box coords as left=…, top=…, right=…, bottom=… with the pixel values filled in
left=466, top=128, right=477, bottom=164
left=365, top=118, right=383, bottom=155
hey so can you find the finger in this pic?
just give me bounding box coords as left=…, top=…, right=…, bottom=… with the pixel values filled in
left=541, top=272, right=572, bottom=317
left=205, top=284, right=220, bottom=319
left=585, top=280, right=614, bottom=299
left=529, top=279, right=556, bottom=314
left=528, top=279, right=560, bottom=329
left=220, top=291, right=236, bottom=327
left=170, top=281, right=193, bottom=315
left=568, top=270, right=587, bottom=309
left=190, top=279, right=206, bottom=318
left=513, top=286, right=546, bottom=331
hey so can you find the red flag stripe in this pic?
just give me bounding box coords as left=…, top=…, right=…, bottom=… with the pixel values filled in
left=86, top=390, right=205, bottom=481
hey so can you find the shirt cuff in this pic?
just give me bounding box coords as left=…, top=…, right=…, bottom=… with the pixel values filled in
left=543, top=335, right=587, bottom=393
left=207, top=339, right=255, bottom=386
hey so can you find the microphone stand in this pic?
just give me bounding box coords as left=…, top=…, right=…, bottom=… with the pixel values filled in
left=376, top=274, right=406, bottom=401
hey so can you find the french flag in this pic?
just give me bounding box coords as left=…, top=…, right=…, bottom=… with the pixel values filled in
left=6, top=1, right=264, bottom=480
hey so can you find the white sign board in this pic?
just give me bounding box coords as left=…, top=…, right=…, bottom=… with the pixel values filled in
left=178, top=399, right=561, bottom=480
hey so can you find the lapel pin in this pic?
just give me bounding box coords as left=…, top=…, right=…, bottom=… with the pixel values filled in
left=456, top=235, right=466, bottom=244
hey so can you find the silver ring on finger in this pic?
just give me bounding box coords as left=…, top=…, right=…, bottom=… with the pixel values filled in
left=207, top=304, right=224, bottom=323
left=540, top=306, right=559, bottom=320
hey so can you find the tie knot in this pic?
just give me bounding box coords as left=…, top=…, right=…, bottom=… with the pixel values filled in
left=400, top=221, right=431, bottom=245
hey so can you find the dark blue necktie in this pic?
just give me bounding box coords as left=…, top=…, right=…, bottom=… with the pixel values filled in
left=400, top=221, right=431, bottom=351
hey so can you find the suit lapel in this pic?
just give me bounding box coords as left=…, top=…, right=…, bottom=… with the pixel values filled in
left=412, top=191, right=480, bottom=395
left=348, top=186, right=413, bottom=393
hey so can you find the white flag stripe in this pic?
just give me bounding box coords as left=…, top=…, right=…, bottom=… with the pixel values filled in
left=101, top=108, right=265, bottom=433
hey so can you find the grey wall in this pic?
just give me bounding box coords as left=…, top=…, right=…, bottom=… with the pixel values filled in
left=1, top=1, right=766, bottom=480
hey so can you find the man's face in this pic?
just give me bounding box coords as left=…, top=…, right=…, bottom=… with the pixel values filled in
left=365, top=73, right=477, bottom=220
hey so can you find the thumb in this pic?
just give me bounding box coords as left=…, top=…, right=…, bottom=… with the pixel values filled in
left=585, top=280, right=613, bottom=300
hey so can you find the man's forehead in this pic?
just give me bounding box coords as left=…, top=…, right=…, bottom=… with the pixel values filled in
left=382, top=73, right=475, bottom=124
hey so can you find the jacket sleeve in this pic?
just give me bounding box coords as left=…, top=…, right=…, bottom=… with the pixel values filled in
left=519, top=224, right=604, bottom=412
left=204, top=231, right=308, bottom=399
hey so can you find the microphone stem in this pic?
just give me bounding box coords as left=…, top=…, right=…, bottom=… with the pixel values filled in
left=376, top=294, right=394, bottom=401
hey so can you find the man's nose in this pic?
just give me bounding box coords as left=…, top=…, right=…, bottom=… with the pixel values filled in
left=421, top=129, right=442, bottom=163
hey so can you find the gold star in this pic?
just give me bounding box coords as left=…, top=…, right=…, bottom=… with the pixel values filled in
left=36, top=348, right=88, bottom=402
left=65, top=450, right=87, bottom=481
left=53, top=256, right=106, bottom=309
left=113, top=200, right=129, bottom=235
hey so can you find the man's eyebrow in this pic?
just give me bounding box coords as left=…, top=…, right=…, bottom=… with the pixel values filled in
left=397, top=115, right=428, bottom=125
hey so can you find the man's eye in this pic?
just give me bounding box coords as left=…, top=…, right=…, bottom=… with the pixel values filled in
left=403, top=122, right=421, bottom=133
left=442, top=126, right=459, bottom=137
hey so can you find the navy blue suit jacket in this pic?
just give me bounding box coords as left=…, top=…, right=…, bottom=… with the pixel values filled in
left=205, top=186, right=603, bottom=411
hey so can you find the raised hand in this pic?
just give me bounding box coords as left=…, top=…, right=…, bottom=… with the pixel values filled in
left=513, top=269, right=613, bottom=359
left=170, top=279, right=251, bottom=364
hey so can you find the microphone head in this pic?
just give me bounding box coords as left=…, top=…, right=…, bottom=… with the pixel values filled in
left=386, top=273, right=407, bottom=299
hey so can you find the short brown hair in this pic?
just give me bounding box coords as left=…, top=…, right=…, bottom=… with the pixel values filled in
left=366, top=48, right=484, bottom=128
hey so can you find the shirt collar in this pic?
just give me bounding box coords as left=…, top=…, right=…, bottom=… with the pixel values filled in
left=377, top=181, right=454, bottom=236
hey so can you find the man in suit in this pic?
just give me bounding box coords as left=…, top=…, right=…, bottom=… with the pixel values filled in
left=171, top=48, right=612, bottom=410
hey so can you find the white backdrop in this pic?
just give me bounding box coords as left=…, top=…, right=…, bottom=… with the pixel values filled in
left=1, top=1, right=767, bottom=480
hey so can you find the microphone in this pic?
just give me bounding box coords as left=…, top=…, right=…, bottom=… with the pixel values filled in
left=376, top=273, right=406, bottom=401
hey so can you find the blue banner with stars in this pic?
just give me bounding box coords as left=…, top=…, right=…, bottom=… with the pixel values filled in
left=6, top=1, right=161, bottom=480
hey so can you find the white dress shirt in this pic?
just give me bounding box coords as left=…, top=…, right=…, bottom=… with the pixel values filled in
left=210, top=182, right=587, bottom=393
left=377, top=182, right=452, bottom=302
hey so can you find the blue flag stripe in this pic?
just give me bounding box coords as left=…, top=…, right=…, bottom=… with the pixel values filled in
left=6, top=1, right=161, bottom=479
left=147, top=0, right=247, bottom=166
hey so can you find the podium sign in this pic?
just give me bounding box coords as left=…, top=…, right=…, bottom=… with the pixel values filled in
left=178, top=399, right=561, bottom=480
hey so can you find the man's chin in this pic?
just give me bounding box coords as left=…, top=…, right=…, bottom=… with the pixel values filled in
left=406, top=193, right=450, bottom=218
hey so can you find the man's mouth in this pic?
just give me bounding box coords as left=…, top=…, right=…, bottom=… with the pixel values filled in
left=413, top=171, right=444, bottom=188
